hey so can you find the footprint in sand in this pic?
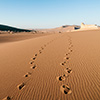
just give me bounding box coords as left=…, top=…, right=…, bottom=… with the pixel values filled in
left=44, top=44, right=46, bottom=47
left=57, top=74, right=68, bottom=81
left=41, top=47, right=44, bottom=50
left=69, top=42, right=72, bottom=45
left=24, top=72, right=32, bottom=77
left=34, top=54, right=37, bottom=56
left=39, top=50, right=42, bottom=54
left=68, top=47, right=71, bottom=49
left=30, top=61, right=34, bottom=64
left=31, top=64, right=37, bottom=69
left=69, top=49, right=73, bottom=52
left=65, top=53, right=70, bottom=56
left=70, top=49, right=73, bottom=52
left=69, top=46, right=73, bottom=50
left=60, top=61, right=66, bottom=66
left=17, top=83, right=25, bottom=90
left=32, top=57, right=36, bottom=60
left=3, top=96, right=12, bottom=100
left=57, top=75, right=65, bottom=81
left=70, top=44, right=73, bottom=47
left=64, top=57, right=70, bottom=60
left=60, top=84, right=72, bottom=94
left=65, top=68, right=72, bottom=73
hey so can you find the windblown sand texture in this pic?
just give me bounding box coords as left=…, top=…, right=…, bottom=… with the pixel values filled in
left=0, top=30, right=100, bottom=100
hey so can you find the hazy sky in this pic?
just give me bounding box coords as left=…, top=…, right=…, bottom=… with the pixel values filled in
left=0, top=0, right=100, bottom=29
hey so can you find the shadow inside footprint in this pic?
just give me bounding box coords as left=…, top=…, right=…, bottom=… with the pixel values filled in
left=70, top=45, right=73, bottom=47
left=60, top=62, right=66, bottom=66
left=24, top=72, right=31, bottom=77
left=30, top=61, right=34, bottom=64
left=33, top=57, right=36, bottom=60
left=44, top=44, right=46, bottom=47
left=60, top=84, right=72, bottom=94
left=63, top=74, right=69, bottom=77
left=17, top=83, right=25, bottom=90
left=31, top=64, right=36, bottom=69
left=63, top=61, right=66, bottom=64
left=39, top=50, right=42, bottom=54
left=65, top=68, right=72, bottom=73
left=70, top=50, right=73, bottom=52
left=41, top=47, right=44, bottom=50
left=64, top=57, right=69, bottom=60
left=35, top=54, right=37, bottom=56
left=69, top=42, right=72, bottom=45
left=3, top=96, right=12, bottom=100
left=57, top=74, right=68, bottom=81
left=65, top=53, right=70, bottom=56
left=59, top=76, right=65, bottom=81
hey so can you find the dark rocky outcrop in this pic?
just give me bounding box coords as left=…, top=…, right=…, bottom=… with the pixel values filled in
left=0, top=24, right=33, bottom=32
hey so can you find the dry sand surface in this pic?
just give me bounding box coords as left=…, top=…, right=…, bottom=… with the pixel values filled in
left=0, top=30, right=100, bottom=100
left=0, top=33, right=50, bottom=43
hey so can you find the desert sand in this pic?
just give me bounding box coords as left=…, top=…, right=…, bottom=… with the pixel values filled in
left=0, top=30, right=100, bottom=100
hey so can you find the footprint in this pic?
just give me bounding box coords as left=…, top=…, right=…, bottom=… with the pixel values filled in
left=70, top=50, right=73, bottom=52
left=32, top=57, right=36, bottom=60
left=63, top=74, right=69, bottom=77
left=41, top=47, right=44, bottom=50
left=17, top=83, right=25, bottom=90
left=63, top=61, right=66, bottom=64
left=60, top=62, right=66, bottom=66
left=3, top=96, right=12, bottom=100
left=30, top=61, right=34, bottom=64
left=44, top=44, right=46, bottom=47
left=34, top=54, right=37, bottom=56
left=24, top=72, right=32, bottom=77
left=70, top=45, right=73, bottom=47
left=69, top=42, right=72, bottom=45
left=65, top=68, right=72, bottom=73
left=64, top=57, right=70, bottom=60
left=69, top=49, right=73, bottom=53
left=60, top=84, right=72, bottom=94
left=57, top=74, right=68, bottom=81
left=57, top=76, right=65, bottom=81
left=31, top=64, right=37, bottom=69
left=39, top=50, right=42, bottom=54
left=69, top=46, right=73, bottom=50
left=65, top=53, right=70, bottom=56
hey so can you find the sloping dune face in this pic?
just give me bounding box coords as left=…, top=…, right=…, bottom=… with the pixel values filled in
left=0, top=30, right=100, bottom=100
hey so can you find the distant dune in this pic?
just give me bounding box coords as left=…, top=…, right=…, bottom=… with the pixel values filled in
left=38, top=25, right=80, bottom=33
left=0, top=24, right=35, bottom=33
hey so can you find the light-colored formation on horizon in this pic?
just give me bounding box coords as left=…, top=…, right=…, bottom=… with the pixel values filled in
left=81, top=23, right=98, bottom=29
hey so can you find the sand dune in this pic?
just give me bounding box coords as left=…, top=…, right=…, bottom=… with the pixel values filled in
left=0, top=30, right=100, bottom=100
left=0, top=33, right=50, bottom=43
left=38, top=25, right=80, bottom=33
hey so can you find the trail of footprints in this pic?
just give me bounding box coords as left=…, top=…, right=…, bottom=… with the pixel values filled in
left=3, top=35, right=73, bottom=99
left=57, top=35, right=73, bottom=95
left=3, top=37, right=59, bottom=100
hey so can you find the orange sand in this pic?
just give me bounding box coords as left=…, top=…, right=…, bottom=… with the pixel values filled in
left=0, top=30, right=100, bottom=100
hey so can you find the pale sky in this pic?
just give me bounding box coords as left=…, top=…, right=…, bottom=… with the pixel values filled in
left=0, top=0, right=100, bottom=29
